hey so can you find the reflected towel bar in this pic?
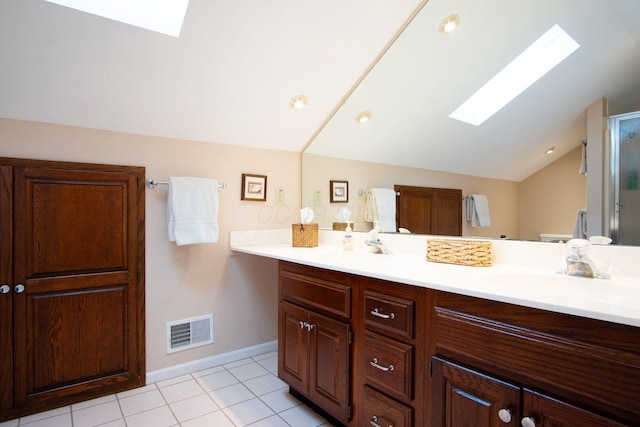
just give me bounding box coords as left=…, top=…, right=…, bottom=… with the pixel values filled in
left=145, top=178, right=227, bottom=190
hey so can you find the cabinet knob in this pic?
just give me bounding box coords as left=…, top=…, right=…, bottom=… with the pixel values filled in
left=370, top=357, right=394, bottom=372
left=371, top=307, right=395, bottom=320
left=521, top=416, right=536, bottom=427
left=0, top=284, right=10, bottom=294
left=15, top=284, right=25, bottom=293
left=305, top=323, right=314, bottom=331
left=299, top=321, right=306, bottom=329
left=498, top=408, right=512, bottom=423
left=369, top=415, right=391, bottom=427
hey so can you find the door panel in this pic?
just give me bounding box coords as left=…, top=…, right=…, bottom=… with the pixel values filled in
left=523, top=389, right=627, bottom=427
left=0, top=165, right=13, bottom=411
left=431, top=357, right=520, bottom=427
left=12, top=165, right=143, bottom=407
left=309, top=311, right=350, bottom=424
left=278, top=301, right=308, bottom=393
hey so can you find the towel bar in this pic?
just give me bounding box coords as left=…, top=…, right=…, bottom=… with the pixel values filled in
left=146, top=178, right=227, bottom=190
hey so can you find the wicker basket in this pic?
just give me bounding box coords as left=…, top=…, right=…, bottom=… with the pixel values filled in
left=292, top=223, right=318, bottom=247
left=332, top=222, right=348, bottom=231
left=426, top=239, right=492, bottom=267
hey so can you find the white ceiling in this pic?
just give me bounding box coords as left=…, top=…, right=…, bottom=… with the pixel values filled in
left=1, top=0, right=639, bottom=182
left=0, top=0, right=422, bottom=151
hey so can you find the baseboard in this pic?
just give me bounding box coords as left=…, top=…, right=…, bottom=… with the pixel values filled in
left=146, top=340, right=278, bottom=384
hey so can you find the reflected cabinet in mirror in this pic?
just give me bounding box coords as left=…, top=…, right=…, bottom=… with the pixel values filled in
left=302, top=0, right=640, bottom=245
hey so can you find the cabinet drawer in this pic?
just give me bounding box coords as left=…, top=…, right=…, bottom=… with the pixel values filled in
left=363, top=385, right=413, bottom=427
left=279, top=266, right=351, bottom=319
left=364, top=331, right=413, bottom=400
left=364, top=290, right=414, bottom=339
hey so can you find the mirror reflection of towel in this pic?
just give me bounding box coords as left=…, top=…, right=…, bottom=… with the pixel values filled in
left=168, top=177, right=219, bottom=245
left=466, top=194, right=491, bottom=227
left=573, top=209, right=587, bottom=239
left=364, top=188, right=396, bottom=232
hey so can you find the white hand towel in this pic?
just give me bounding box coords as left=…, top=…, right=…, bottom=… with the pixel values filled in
left=365, top=188, right=397, bottom=232
left=467, top=194, right=491, bottom=227
left=573, top=209, right=587, bottom=239
left=168, top=177, right=219, bottom=246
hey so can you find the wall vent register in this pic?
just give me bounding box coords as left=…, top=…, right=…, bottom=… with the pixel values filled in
left=167, top=314, right=214, bottom=353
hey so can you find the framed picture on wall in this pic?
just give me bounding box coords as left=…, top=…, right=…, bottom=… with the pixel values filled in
left=330, top=180, right=349, bottom=203
left=241, top=173, right=267, bottom=201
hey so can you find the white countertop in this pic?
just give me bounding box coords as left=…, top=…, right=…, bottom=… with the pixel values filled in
left=230, top=229, right=640, bottom=327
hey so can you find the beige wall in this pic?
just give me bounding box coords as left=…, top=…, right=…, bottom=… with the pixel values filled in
left=302, top=154, right=520, bottom=239
left=520, top=146, right=587, bottom=241
left=0, top=118, right=301, bottom=372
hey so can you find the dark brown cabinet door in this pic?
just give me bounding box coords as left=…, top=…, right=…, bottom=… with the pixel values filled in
left=522, top=389, right=627, bottom=427
left=431, top=357, right=520, bottom=427
left=278, top=301, right=309, bottom=393
left=308, top=311, right=349, bottom=424
left=395, top=185, right=462, bottom=235
left=0, top=166, right=14, bottom=413
left=10, top=164, right=144, bottom=410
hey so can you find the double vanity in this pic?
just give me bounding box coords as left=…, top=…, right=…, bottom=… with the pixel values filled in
left=231, top=229, right=640, bottom=427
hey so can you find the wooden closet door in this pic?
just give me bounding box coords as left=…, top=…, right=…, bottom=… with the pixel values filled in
left=12, top=165, right=145, bottom=408
left=0, top=165, right=13, bottom=412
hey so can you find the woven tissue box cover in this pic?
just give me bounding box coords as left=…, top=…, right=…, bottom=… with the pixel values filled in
left=426, top=239, right=492, bottom=267
left=292, top=223, right=318, bottom=247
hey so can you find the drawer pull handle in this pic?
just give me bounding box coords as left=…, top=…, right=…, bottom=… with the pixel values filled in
left=370, top=357, right=394, bottom=372
left=299, top=321, right=306, bottom=329
left=498, top=408, right=512, bottom=423
left=371, top=307, right=395, bottom=319
left=370, top=415, right=393, bottom=427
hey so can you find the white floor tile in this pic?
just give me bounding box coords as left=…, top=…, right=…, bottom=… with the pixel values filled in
left=191, top=365, right=225, bottom=378
left=119, top=388, right=166, bottom=416
left=243, top=373, right=287, bottom=396
left=246, top=415, right=291, bottom=427
left=196, top=369, right=239, bottom=392
left=169, top=393, right=219, bottom=423
left=209, top=382, right=255, bottom=408
left=255, top=355, right=278, bottom=373
left=259, top=387, right=301, bottom=413
left=96, top=420, right=126, bottom=427
left=223, top=357, right=254, bottom=369
left=72, top=400, right=122, bottom=427
left=116, top=383, right=157, bottom=399
left=0, top=419, right=18, bottom=427
left=223, top=397, right=276, bottom=426
left=279, top=404, right=328, bottom=427
left=125, top=405, right=177, bottom=427
left=20, top=412, right=72, bottom=427
left=156, top=374, right=194, bottom=388
left=159, top=378, right=205, bottom=403
left=19, top=406, right=70, bottom=425
left=228, top=362, right=270, bottom=382
left=180, top=411, right=235, bottom=427
left=72, top=394, right=116, bottom=411
left=252, top=351, right=277, bottom=361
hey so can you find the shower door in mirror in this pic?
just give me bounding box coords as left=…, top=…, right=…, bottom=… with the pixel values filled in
left=610, top=111, right=640, bottom=245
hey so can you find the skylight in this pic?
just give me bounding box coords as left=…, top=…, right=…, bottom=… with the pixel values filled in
left=44, top=0, right=190, bottom=37
left=449, top=24, right=579, bottom=126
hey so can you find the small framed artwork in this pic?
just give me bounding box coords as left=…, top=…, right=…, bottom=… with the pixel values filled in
left=241, top=173, right=267, bottom=201
left=330, top=180, right=349, bottom=203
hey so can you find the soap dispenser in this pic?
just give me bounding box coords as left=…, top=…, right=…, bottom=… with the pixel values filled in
left=342, top=222, right=354, bottom=251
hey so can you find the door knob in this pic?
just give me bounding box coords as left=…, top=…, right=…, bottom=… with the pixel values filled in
left=521, top=416, right=536, bottom=427
left=498, top=408, right=512, bottom=423
left=0, top=284, right=10, bottom=294
left=14, top=284, right=25, bottom=293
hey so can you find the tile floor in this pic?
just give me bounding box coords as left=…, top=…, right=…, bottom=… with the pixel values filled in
left=0, top=351, right=332, bottom=427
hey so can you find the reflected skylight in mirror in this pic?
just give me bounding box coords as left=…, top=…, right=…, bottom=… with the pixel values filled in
left=44, top=0, right=190, bottom=37
left=449, top=24, right=580, bottom=126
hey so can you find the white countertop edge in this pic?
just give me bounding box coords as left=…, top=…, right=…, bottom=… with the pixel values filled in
left=230, top=235, right=640, bottom=328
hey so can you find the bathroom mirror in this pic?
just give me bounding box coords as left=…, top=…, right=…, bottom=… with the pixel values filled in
left=302, top=0, right=640, bottom=244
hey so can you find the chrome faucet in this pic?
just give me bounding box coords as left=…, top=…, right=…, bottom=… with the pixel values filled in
left=564, top=239, right=609, bottom=279
left=365, top=238, right=390, bottom=254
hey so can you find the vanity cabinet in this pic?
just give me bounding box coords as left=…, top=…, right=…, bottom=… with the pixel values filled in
left=360, top=278, right=427, bottom=427
left=0, top=157, right=145, bottom=422
left=278, top=262, right=353, bottom=425
left=429, top=290, right=640, bottom=426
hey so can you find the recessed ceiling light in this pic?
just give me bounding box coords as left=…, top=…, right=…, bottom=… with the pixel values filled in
left=449, top=24, right=580, bottom=126
left=545, top=147, right=555, bottom=154
left=44, top=0, right=190, bottom=37
left=355, top=111, right=372, bottom=123
left=289, top=95, right=308, bottom=109
left=439, top=14, right=460, bottom=34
